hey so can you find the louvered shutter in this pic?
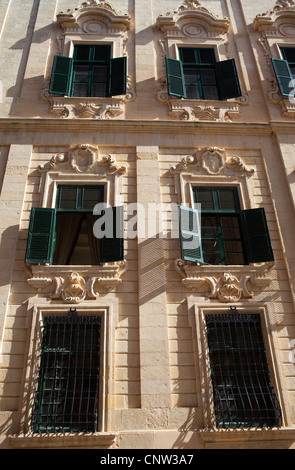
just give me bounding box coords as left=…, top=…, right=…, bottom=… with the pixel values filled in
left=49, top=55, right=72, bottom=95
left=165, top=57, right=186, bottom=98
left=179, top=206, right=203, bottom=263
left=271, top=58, right=293, bottom=98
left=216, top=58, right=242, bottom=100
left=240, top=208, right=274, bottom=264
left=25, top=208, right=56, bottom=264
left=109, top=57, right=127, bottom=96
left=100, top=206, right=124, bottom=263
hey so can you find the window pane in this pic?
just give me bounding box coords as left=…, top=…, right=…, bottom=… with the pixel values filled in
left=198, top=48, right=215, bottom=64
left=82, top=187, right=103, bottom=209
left=224, top=241, right=244, bottom=265
left=201, top=216, right=218, bottom=239
left=196, top=189, right=215, bottom=210
left=180, top=48, right=196, bottom=63
left=221, top=217, right=241, bottom=239
left=75, top=45, right=91, bottom=60
left=282, top=47, right=295, bottom=63
left=94, top=45, right=110, bottom=61
left=200, top=69, right=218, bottom=100
left=72, top=83, right=88, bottom=97
left=58, top=187, right=78, bottom=209
left=218, top=189, right=237, bottom=210
left=73, top=65, right=89, bottom=82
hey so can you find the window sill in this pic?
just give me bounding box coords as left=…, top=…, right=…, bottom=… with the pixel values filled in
left=156, top=82, right=249, bottom=122
left=175, top=259, right=274, bottom=302
left=26, top=262, right=127, bottom=303
left=46, top=96, right=126, bottom=119
left=199, top=427, right=295, bottom=447
left=10, top=432, right=117, bottom=449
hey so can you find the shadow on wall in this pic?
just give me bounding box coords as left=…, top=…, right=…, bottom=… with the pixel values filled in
left=138, top=236, right=166, bottom=306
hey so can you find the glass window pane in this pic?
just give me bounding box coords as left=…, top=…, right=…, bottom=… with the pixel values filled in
left=282, top=47, right=295, bottom=63
left=183, top=68, right=198, bottom=84
left=75, top=45, right=91, bottom=60
left=198, top=48, right=215, bottom=64
left=73, top=65, right=89, bottom=82
left=58, top=187, right=78, bottom=209
left=72, top=83, right=88, bottom=97
left=200, top=69, right=218, bottom=100
left=196, top=189, right=215, bottom=210
left=218, top=189, right=237, bottom=210
left=180, top=48, right=196, bottom=63
left=221, top=217, right=241, bottom=239
left=94, top=45, right=110, bottom=61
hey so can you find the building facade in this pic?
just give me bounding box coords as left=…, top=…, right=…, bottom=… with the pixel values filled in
left=0, top=0, right=295, bottom=449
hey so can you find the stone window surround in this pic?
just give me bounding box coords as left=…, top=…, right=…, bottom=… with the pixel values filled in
left=25, top=146, right=128, bottom=300
left=41, top=2, right=135, bottom=119
left=10, top=301, right=118, bottom=448
left=253, top=0, right=295, bottom=118
left=188, top=301, right=286, bottom=430
left=156, top=0, right=249, bottom=122
left=170, top=147, right=275, bottom=300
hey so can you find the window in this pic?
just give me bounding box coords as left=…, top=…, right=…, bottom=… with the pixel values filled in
left=178, top=186, right=274, bottom=265
left=165, top=47, right=241, bottom=100
left=271, top=47, right=295, bottom=98
left=31, top=314, right=101, bottom=433
left=195, top=187, right=244, bottom=265
left=49, top=45, right=127, bottom=97
left=205, top=311, right=282, bottom=429
left=25, top=185, right=124, bottom=265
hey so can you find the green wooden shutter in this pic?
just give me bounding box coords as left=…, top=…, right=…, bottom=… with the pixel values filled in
left=216, top=58, right=242, bottom=100
left=165, top=57, right=186, bottom=98
left=179, top=206, right=203, bottom=263
left=100, top=206, right=124, bottom=263
left=49, top=55, right=72, bottom=95
left=25, top=208, right=56, bottom=264
left=271, top=58, right=293, bottom=98
left=109, top=57, right=127, bottom=96
left=240, top=208, right=274, bottom=264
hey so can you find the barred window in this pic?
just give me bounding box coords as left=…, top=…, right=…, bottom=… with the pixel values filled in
left=205, top=311, right=282, bottom=429
left=31, top=314, right=101, bottom=434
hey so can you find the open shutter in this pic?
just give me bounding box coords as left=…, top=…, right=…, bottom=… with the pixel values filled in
left=179, top=206, right=203, bottom=263
left=165, top=57, right=186, bottom=98
left=109, top=57, right=127, bottom=96
left=240, top=208, right=274, bottom=264
left=49, top=55, right=72, bottom=95
left=100, top=206, right=124, bottom=263
left=271, top=58, right=293, bottom=98
left=25, top=208, right=55, bottom=264
left=216, top=58, right=242, bottom=100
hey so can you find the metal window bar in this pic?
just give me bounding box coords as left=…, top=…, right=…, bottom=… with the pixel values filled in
left=31, top=315, right=101, bottom=434
left=205, top=311, right=282, bottom=429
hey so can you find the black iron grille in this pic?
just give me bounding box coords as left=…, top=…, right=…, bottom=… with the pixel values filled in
left=31, top=315, right=101, bottom=433
left=205, top=312, right=282, bottom=429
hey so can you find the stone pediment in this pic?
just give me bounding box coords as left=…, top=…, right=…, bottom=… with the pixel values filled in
left=253, top=0, right=295, bottom=35
left=156, top=0, right=230, bottom=37
left=57, top=0, right=131, bottom=33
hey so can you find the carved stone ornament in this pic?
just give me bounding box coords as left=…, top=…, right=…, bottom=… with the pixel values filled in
left=57, top=0, right=131, bottom=34
left=174, top=260, right=274, bottom=302
left=155, top=79, right=249, bottom=122
left=169, top=147, right=255, bottom=178
left=253, top=0, right=295, bottom=34
left=156, top=0, right=230, bottom=37
left=37, top=145, right=127, bottom=175
left=27, top=263, right=128, bottom=303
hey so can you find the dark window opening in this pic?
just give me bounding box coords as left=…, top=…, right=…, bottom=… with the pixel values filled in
left=206, top=311, right=282, bottom=429
left=194, top=187, right=245, bottom=265
left=31, top=315, right=101, bottom=434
